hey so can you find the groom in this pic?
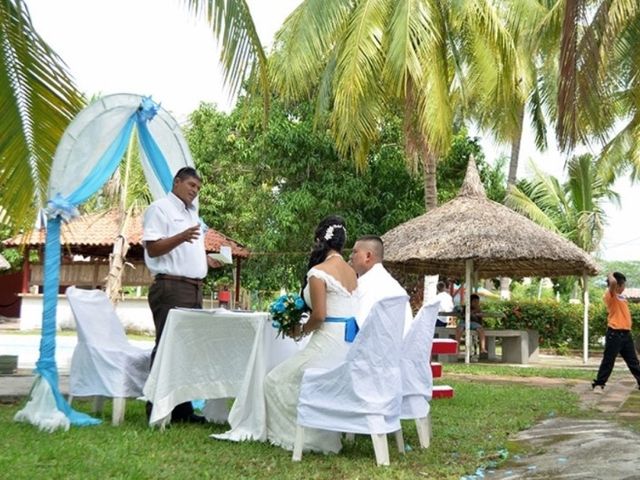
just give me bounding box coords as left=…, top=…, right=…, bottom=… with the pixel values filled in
left=349, top=235, right=413, bottom=336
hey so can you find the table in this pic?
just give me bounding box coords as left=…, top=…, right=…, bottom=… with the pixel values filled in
left=143, top=308, right=301, bottom=434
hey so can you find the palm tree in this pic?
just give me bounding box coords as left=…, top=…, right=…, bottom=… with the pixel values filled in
left=505, top=153, right=619, bottom=254
left=263, top=0, right=520, bottom=210
left=0, top=0, right=84, bottom=233
left=473, top=0, right=563, bottom=186
left=555, top=0, right=639, bottom=154
left=586, top=2, right=640, bottom=183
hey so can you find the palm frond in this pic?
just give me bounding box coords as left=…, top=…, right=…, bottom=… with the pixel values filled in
left=271, top=0, right=351, bottom=101
left=0, top=0, right=84, bottom=232
left=505, top=185, right=560, bottom=233
left=313, top=45, right=338, bottom=129
left=556, top=0, right=582, bottom=151
left=527, top=83, right=548, bottom=151
left=330, top=0, right=389, bottom=167
left=383, top=0, right=439, bottom=98
left=183, top=0, right=269, bottom=115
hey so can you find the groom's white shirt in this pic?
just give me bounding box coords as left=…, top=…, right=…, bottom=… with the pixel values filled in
left=355, top=263, right=413, bottom=336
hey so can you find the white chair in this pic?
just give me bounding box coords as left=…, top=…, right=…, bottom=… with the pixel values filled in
left=292, top=295, right=408, bottom=466
left=394, top=301, right=440, bottom=452
left=66, top=286, right=151, bottom=425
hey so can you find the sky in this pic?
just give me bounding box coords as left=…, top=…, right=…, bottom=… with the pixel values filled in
left=24, top=0, right=639, bottom=262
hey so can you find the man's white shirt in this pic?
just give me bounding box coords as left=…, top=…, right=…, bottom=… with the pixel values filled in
left=355, top=263, right=414, bottom=336
left=143, top=192, right=207, bottom=278
left=435, top=291, right=454, bottom=323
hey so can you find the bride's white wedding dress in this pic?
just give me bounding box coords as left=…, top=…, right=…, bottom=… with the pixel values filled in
left=264, top=267, right=358, bottom=453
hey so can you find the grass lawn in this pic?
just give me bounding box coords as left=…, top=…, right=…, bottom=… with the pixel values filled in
left=0, top=379, right=583, bottom=480
left=445, top=363, right=597, bottom=381
left=2, top=330, right=154, bottom=343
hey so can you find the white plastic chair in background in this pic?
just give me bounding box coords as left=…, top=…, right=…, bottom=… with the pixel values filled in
left=292, top=295, right=408, bottom=466
left=394, top=301, right=440, bottom=452
left=66, top=286, right=151, bottom=425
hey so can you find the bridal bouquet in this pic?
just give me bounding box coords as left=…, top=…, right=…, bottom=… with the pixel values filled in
left=269, top=293, right=307, bottom=339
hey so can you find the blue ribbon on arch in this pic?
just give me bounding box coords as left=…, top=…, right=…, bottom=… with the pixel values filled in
left=35, top=95, right=176, bottom=427
left=44, top=194, right=79, bottom=222
left=136, top=96, right=173, bottom=193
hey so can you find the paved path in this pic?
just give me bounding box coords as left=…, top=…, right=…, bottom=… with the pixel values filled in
left=450, top=372, right=640, bottom=479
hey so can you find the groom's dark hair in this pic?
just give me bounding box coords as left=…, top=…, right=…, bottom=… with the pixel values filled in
left=356, top=235, right=384, bottom=261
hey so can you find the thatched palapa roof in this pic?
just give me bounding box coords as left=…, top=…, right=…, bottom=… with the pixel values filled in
left=382, top=158, right=599, bottom=278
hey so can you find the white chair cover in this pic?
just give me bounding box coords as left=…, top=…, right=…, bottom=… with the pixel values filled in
left=297, top=295, right=408, bottom=435
left=66, top=286, right=151, bottom=398
left=400, top=301, right=439, bottom=419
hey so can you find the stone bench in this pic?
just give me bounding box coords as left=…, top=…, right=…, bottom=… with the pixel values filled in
left=434, top=326, right=539, bottom=364
left=485, top=329, right=539, bottom=364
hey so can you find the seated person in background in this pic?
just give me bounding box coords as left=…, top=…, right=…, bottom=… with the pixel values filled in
left=435, top=280, right=454, bottom=327
left=454, top=293, right=487, bottom=354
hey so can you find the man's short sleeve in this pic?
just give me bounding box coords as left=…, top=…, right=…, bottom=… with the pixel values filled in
left=142, top=204, right=166, bottom=243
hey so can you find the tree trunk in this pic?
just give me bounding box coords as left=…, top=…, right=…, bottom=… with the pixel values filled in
left=507, top=104, right=525, bottom=186
left=422, top=145, right=438, bottom=211
left=403, top=80, right=438, bottom=211
left=105, top=210, right=132, bottom=305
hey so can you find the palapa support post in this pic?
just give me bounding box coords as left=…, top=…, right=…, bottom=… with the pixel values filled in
left=582, top=271, right=590, bottom=365
left=465, top=259, right=473, bottom=364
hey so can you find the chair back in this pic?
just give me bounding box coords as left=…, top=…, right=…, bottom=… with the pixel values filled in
left=297, top=295, right=409, bottom=435
left=343, top=295, right=408, bottom=406
left=66, top=286, right=129, bottom=348
left=401, top=301, right=439, bottom=401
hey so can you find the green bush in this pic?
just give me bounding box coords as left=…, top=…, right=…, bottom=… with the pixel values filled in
left=482, top=299, right=640, bottom=349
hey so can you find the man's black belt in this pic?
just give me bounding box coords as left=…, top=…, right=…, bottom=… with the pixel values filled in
left=155, top=274, right=203, bottom=287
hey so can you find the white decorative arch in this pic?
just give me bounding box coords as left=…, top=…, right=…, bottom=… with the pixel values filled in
left=15, top=94, right=194, bottom=431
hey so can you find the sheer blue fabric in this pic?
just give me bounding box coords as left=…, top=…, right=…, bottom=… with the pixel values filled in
left=38, top=97, right=173, bottom=427
left=136, top=104, right=173, bottom=193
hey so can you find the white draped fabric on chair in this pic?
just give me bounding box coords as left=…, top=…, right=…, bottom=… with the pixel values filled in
left=394, top=300, right=440, bottom=451
left=14, top=94, right=195, bottom=432
left=293, top=295, right=408, bottom=466
left=66, top=286, right=152, bottom=425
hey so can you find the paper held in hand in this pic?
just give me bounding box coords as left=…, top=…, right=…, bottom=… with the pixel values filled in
left=208, top=245, right=233, bottom=264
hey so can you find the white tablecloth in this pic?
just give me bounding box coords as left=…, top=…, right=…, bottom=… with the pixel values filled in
left=143, top=308, right=301, bottom=435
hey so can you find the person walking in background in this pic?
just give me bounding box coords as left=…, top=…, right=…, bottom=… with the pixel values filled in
left=592, top=272, right=640, bottom=393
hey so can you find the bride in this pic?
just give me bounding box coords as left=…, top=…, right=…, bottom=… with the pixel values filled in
left=264, top=215, right=358, bottom=453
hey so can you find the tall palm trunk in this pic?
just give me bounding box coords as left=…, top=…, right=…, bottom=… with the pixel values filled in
left=508, top=104, right=525, bottom=186
left=422, top=145, right=438, bottom=210
left=405, top=80, right=438, bottom=212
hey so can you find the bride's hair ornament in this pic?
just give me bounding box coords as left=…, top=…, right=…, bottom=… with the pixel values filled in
left=324, top=224, right=345, bottom=241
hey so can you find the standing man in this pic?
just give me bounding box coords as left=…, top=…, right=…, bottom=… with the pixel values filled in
left=143, top=166, right=212, bottom=423
left=435, top=281, right=454, bottom=327
left=592, top=272, right=640, bottom=393
left=349, top=235, right=413, bottom=336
